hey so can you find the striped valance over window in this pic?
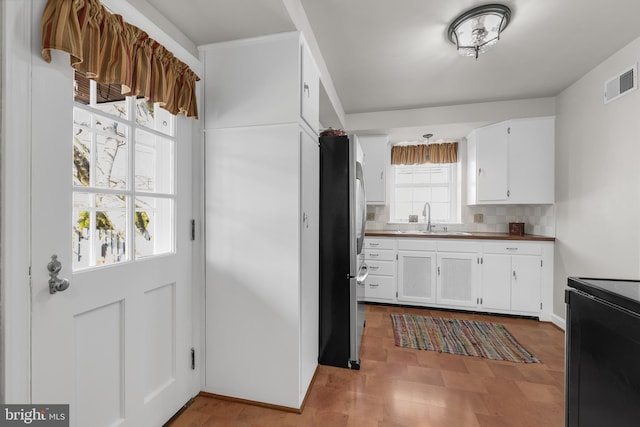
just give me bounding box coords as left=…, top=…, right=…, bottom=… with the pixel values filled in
left=41, top=0, right=200, bottom=119
left=391, top=142, right=458, bottom=165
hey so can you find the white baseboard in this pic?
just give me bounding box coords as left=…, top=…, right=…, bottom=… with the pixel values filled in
left=551, top=314, right=566, bottom=331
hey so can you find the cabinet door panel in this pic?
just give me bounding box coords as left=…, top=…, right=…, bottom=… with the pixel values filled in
left=358, top=135, right=388, bottom=205
left=437, top=253, right=477, bottom=307
left=476, top=123, right=508, bottom=201
left=300, top=129, right=319, bottom=397
left=398, top=251, right=436, bottom=304
left=511, top=256, right=542, bottom=312
left=508, top=117, right=554, bottom=204
left=481, top=254, right=511, bottom=310
left=300, top=42, right=319, bottom=134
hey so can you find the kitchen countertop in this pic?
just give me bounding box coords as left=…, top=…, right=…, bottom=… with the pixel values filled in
left=365, top=230, right=556, bottom=242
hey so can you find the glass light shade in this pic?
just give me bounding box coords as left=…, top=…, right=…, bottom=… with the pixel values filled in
left=448, top=4, right=511, bottom=59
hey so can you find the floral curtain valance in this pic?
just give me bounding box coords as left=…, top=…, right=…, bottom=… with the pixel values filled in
left=391, top=142, right=458, bottom=165
left=41, top=0, right=200, bottom=119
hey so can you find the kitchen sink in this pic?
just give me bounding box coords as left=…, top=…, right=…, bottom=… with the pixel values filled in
left=418, top=231, right=472, bottom=236
left=393, top=230, right=472, bottom=236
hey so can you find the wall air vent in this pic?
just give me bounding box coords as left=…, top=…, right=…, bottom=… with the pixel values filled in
left=604, top=64, right=637, bottom=104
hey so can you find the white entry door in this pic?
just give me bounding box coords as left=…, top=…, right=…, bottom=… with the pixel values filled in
left=29, top=30, right=195, bottom=427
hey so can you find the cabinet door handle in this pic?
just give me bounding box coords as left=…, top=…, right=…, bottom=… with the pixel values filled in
left=369, top=242, right=379, bottom=247
left=513, top=270, right=517, bottom=280
left=437, top=266, right=440, bottom=275
left=506, top=247, right=518, bottom=251
left=369, top=283, right=379, bottom=288
left=478, top=168, right=482, bottom=175
left=380, top=171, right=384, bottom=180
left=369, top=266, right=379, bottom=270
left=369, top=253, right=379, bottom=257
left=303, top=82, right=310, bottom=97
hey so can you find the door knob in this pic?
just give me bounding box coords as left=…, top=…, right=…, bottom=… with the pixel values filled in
left=47, top=254, right=70, bottom=294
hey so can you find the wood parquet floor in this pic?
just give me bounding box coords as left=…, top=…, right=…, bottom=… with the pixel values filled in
left=167, top=304, right=565, bottom=427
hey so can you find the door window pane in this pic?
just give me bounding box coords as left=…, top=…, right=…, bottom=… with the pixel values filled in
left=73, top=127, right=91, bottom=187
left=95, top=135, right=128, bottom=189
left=136, top=99, right=174, bottom=136
left=135, top=130, right=174, bottom=194
left=135, top=197, right=174, bottom=258
left=73, top=193, right=128, bottom=270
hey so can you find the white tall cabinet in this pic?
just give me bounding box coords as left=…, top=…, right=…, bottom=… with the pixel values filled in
left=201, top=32, right=320, bottom=410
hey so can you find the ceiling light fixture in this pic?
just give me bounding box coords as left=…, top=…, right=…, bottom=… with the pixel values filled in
left=447, top=4, right=511, bottom=60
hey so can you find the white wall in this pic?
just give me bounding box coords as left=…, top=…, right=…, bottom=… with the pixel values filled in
left=554, top=36, right=640, bottom=319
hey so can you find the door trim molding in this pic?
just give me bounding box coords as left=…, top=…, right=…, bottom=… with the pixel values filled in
left=2, top=0, right=34, bottom=403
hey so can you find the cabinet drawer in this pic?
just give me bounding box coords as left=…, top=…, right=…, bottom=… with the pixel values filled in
left=437, top=240, right=481, bottom=253
left=398, top=239, right=437, bottom=252
left=365, top=260, right=395, bottom=276
left=364, top=238, right=395, bottom=250
left=483, top=241, right=541, bottom=255
left=364, top=276, right=395, bottom=300
left=364, top=249, right=395, bottom=261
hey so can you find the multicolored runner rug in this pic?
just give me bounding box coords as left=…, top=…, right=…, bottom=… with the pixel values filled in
left=390, top=314, right=540, bottom=363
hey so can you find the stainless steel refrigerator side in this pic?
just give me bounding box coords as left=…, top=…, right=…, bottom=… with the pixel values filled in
left=348, top=134, right=367, bottom=368
left=348, top=135, right=358, bottom=368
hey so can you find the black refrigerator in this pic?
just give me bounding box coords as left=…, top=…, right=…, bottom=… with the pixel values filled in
left=318, top=134, right=368, bottom=369
left=565, top=277, right=640, bottom=427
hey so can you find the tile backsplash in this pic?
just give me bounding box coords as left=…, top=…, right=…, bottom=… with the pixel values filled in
left=366, top=204, right=556, bottom=237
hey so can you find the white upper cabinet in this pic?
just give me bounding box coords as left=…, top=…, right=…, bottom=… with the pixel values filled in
left=201, top=32, right=319, bottom=134
left=467, top=116, right=555, bottom=205
left=358, top=135, right=389, bottom=205
left=300, top=42, right=320, bottom=134
left=473, top=122, right=509, bottom=202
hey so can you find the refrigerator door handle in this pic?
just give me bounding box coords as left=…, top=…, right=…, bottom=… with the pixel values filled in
left=356, top=263, right=369, bottom=283
left=355, top=161, right=367, bottom=255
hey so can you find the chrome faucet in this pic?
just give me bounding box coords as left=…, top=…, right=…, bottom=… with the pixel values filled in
left=422, top=202, right=432, bottom=231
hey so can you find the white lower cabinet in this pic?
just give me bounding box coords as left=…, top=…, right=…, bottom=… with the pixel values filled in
left=363, top=238, right=396, bottom=302
left=480, top=242, right=543, bottom=315
left=480, top=254, right=512, bottom=311
left=436, top=252, right=478, bottom=308
left=364, top=236, right=554, bottom=319
left=510, top=255, right=542, bottom=312
left=397, top=250, right=437, bottom=304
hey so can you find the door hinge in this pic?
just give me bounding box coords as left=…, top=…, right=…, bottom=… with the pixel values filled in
left=191, top=220, right=196, bottom=241
left=396, top=291, right=398, bottom=298
left=396, top=254, right=398, bottom=260
left=507, top=190, right=510, bottom=198
left=191, top=347, right=195, bottom=370
left=541, top=260, right=543, bottom=267
left=507, top=127, right=511, bottom=135
left=540, top=302, right=543, bottom=310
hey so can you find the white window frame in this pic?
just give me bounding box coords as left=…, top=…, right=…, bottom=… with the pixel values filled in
left=72, top=78, right=177, bottom=271
left=390, top=161, right=461, bottom=224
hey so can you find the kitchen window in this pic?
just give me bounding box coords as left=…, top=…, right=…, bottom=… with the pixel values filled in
left=390, top=162, right=460, bottom=224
